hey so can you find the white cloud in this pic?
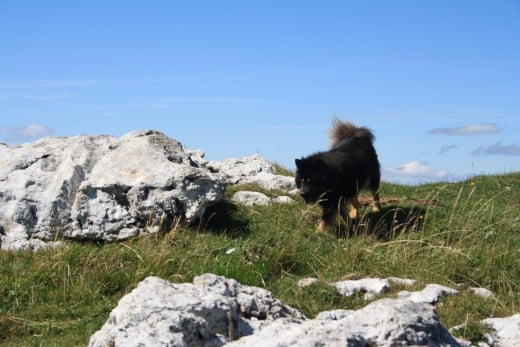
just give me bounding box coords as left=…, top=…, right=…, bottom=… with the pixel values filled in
left=429, top=123, right=500, bottom=135
left=0, top=124, right=53, bottom=143
left=384, top=161, right=448, bottom=185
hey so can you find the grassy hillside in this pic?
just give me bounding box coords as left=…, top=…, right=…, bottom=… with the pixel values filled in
left=1, top=173, right=519, bottom=346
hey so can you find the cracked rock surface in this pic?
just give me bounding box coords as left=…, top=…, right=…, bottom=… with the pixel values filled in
left=0, top=131, right=296, bottom=250
left=89, top=274, right=461, bottom=347
left=0, top=131, right=223, bottom=249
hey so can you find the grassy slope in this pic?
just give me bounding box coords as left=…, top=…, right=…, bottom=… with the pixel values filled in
left=1, top=173, right=519, bottom=346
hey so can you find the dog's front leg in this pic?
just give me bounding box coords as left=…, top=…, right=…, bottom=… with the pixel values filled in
left=317, top=204, right=337, bottom=233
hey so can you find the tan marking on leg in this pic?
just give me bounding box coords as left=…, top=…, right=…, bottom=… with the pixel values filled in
left=315, top=220, right=327, bottom=233
left=371, top=190, right=382, bottom=212
left=348, top=197, right=360, bottom=219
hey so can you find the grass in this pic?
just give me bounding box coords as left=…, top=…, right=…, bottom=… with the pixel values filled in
left=1, top=172, right=519, bottom=346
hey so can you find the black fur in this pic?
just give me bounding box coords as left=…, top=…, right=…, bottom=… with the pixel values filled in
left=295, top=119, right=381, bottom=231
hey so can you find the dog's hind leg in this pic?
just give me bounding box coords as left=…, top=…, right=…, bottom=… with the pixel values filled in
left=371, top=190, right=382, bottom=212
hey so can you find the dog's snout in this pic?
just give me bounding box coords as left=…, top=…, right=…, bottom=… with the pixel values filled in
left=299, top=191, right=312, bottom=202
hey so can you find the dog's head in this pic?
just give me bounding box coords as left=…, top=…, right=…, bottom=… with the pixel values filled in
left=295, top=157, right=328, bottom=204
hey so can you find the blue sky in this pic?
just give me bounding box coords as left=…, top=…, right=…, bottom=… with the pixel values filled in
left=1, top=1, right=519, bottom=184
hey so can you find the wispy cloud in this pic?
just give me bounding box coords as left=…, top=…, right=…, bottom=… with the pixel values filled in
left=0, top=124, right=53, bottom=143
left=384, top=161, right=448, bottom=185
left=472, top=142, right=520, bottom=157
left=0, top=80, right=103, bottom=89
left=439, top=144, right=458, bottom=154
left=94, top=97, right=260, bottom=111
left=0, top=92, right=70, bottom=102
left=0, top=77, right=203, bottom=90
left=429, top=123, right=500, bottom=135
left=161, top=97, right=261, bottom=104
left=95, top=103, right=172, bottom=110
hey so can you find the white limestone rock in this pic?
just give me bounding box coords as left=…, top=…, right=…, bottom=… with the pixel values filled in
left=208, top=155, right=295, bottom=191
left=333, top=278, right=391, bottom=300
left=482, top=314, right=520, bottom=347
left=90, top=274, right=462, bottom=347
left=398, top=284, right=459, bottom=304
left=0, top=130, right=224, bottom=249
left=228, top=298, right=460, bottom=347
left=88, top=274, right=305, bottom=347
left=231, top=191, right=271, bottom=207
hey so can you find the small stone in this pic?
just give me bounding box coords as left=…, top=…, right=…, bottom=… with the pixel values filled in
left=231, top=191, right=270, bottom=206
left=333, top=278, right=390, bottom=300
left=297, top=278, right=320, bottom=288
left=469, top=287, right=495, bottom=299
left=397, top=284, right=459, bottom=304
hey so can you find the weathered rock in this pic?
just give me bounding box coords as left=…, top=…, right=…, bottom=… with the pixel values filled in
left=229, top=298, right=460, bottom=347
left=231, top=191, right=297, bottom=207
left=0, top=134, right=117, bottom=250
left=398, top=284, right=459, bottom=304
left=90, top=274, right=462, bottom=346
left=333, top=278, right=391, bottom=300
left=298, top=276, right=416, bottom=296
left=208, top=155, right=295, bottom=191
left=297, top=277, right=320, bottom=288
left=482, top=314, right=520, bottom=347
left=0, top=131, right=224, bottom=250
left=88, top=274, right=305, bottom=347
left=66, top=130, right=223, bottom=241
left=271, top=195, right=296, bottom=204
left=231, top=191, right=271, bottom=207
left=388, top=277, right=417, bottom=286
left=470, top=287, right=495, bottom=299
left=0, top=131, right=298, bottom=250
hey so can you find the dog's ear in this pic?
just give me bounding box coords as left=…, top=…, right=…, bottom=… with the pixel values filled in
left=295, top=158, right=303, bottom=169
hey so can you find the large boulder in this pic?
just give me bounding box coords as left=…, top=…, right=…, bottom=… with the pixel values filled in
left=88, top=274, right=305, bottom=347
left=89, top=274, right=461, bottom=347
left=0, top=130, right=224, bottom=250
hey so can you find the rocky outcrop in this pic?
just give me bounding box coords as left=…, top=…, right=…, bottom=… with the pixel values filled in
left=89, top=274, right=461, bottom=347
left=90, top=273, right=519, bottom=346
left=88, top=274, right=305, bottom=347
left=0, top=131, right=294, bottom=250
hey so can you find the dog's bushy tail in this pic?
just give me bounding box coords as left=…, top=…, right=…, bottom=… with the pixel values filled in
left=330, top=117, right=374, bottom=147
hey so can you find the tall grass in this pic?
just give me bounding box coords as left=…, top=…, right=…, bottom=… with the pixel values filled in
left=0, top=173, right=518, bottom=346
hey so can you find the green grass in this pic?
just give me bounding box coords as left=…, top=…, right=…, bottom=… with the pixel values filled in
left=1, top=173, right=519, bottom=346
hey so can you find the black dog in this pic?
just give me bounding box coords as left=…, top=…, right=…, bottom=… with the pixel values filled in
left=295, top=118, right=382, bottom=232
